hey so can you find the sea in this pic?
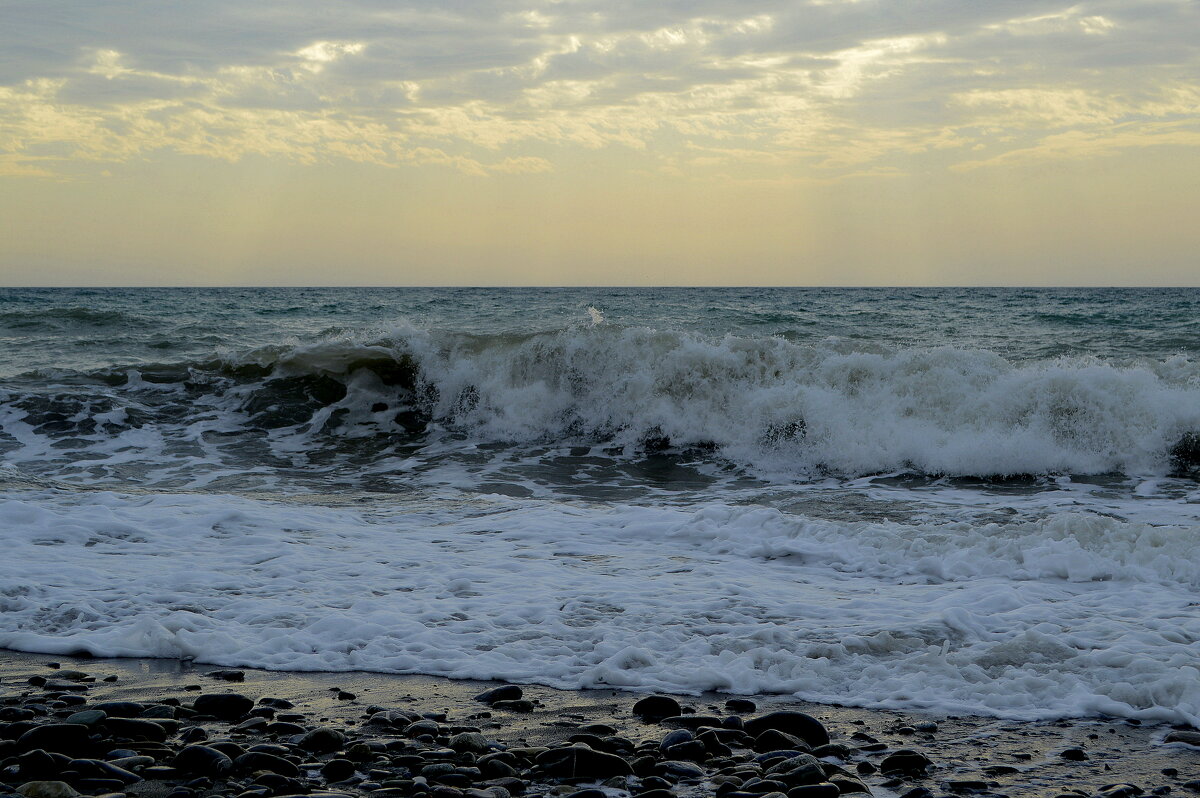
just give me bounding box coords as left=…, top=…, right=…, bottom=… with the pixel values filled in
left=1, top=287, right=1198, bottom=725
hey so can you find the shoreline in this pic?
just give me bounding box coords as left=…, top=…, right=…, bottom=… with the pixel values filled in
left=3, top=649, right=1198, bottom=798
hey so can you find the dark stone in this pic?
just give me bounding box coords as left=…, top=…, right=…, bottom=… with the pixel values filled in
left=655, top=760, right=706, bottom=780
left=235, top=750, right=300, bottom=776
left=754, top=730, right=810, bottom=754
left=193, top=693, right=254, bottom=721
left=475, top=686, right=524, bottom=705
left=1165, top=731, right=1200, bottom=747
left=827, top=775, right=871, bottom=794
left=899, top=789, right=935, bottom=798
left=65, top=758, right=143, bottom=784
left=786, top=785, right=839, bottom=798
left=765, top=755, right=826, bottom=788
left=659, top=729, right=694, bottom=750
left=299, top=727, right=346, bottom=754
left=175, top=744, right=235, bottom=777
left=17, top=748, right=60, bottom=779
left=810, top=744, right=851, bottom=760
left=535, top=746, right=634, bottom=778
left=322, top=758, right=356, bottom=782
left=205, top=670, right=246, bottom=682
left=663, top=740, right=707, bottom=761
left=742, top=713, right=829, bottom=749
left=725, top=699, right=758, bottom=713
left=945, top=780, right=990, bottom=793
left=179, top=726, right=208, bottom=745
left=1096, top=785, right=1144, bottom=798
left=879, top=750, right=933, bottom=777
left=17, top=723, right=91, bottom=755
left=491, top=699, right=535, bottom=713
left=1060, top=748, right=1089, bottom=761
left=90, top=702, right=145, bottom=718
left=633, top=696, right=682, bottom=721
left=103, top=717, right=168, bottom=741
left=565, top=790, right=608, bottom=798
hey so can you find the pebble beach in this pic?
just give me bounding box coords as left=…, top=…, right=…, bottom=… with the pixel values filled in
left=3, top=652, right=1199, bottom=798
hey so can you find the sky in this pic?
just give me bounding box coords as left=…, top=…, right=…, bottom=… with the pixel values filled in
left=1, top=0, right=1198, bottom=286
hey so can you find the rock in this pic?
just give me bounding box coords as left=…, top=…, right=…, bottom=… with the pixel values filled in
left=1096, top=786, right=1144, bottom=798
left=299, top=727, right=346, bottom=754
left=1060, top=748, right=1089, bottom=761
left=725, top=699, right=758, bottom=714
left=633, top=696, right=682, bottom=721
left=899, top=788, right=935, bottom=798
left=193, top=693, right=254, bottom=721
left=826, top=775, right=871, bottom=795
left=765, top=754, right=826, bottom=787
left=449, top=732, right=491, bottom=754
left=786, top=785, right=839, bottom=798
left=175, top=745, right=235, bottom=777
left=234, top=750, right=300, bottom=776
left=103, top=716, right=168, bottom=741
left=663, top=740, right=707, bottom=761
left=64, top=759, right=142, bottom=784
left=1165, top=731, right=1200, bottom=747
left=491, top=700, right=534, bottom=713
left=475, top=686, right=523, bottom=705
left=205, top=670, right=245, bottom=682
left=879, top=749, right=933, bottom=777
left=743, top=713, right=829, bottom=749
left=754, top=729, right=810, bottom=753
left=64, top=710, right=105, bottom=729
left=89, top=702, right=144, bottom=718
left=945, top=780, right=989, bottom=792
left=16, top=724, right=91, bottom=755
left=16, top=783, right=79, bottom=798
left=810, top=744, right=852, bottom=760
left=322, top=758, right=356, bottom=782
left=656, top=760, right=706, bottom=780
left=535, top=745, right=634, bottom=778
left=659, top=729, right=694, bottom=750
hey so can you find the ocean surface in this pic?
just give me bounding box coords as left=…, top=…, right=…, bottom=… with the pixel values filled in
left=1, top=287, right=1199, bottom=724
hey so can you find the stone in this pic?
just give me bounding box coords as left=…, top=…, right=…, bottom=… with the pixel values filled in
left=475, top=686, right=523, bottom=705
left=632, top=696, right=682, bottom=721
left=786, top=785, right=839, bottom=798
left=535, top=745, right=634, bottom=778
left=299, top=727, right=347, bottom=754
left=205, top=670, right=246, bottom=682
left=1096, top=786, right=1144, bottom=798
left=1164, top=731, right=1200, bottom=747
left=725, top=699, right=757, bottom=714
left=64, top=759, right=142, bottom=784
left=1059, top=748, right=1088, bottom=761
left=89, top=702, right=144, bottom=718
left=659, top=729, right=694, bottom=750
left=754, top=729, right=810, bottom=754
left=175, top=744, right=235, bottom=777
left=64, top=711, right=106, bottom=727
left=879, top=750, right=933, bottom=777
left=16, top=783, right=79, bottom=798
left=742, top=714, right=829, bottom=749
left=193, top=693, right=254, bottom=721
left=449, top=732, right=491, bottom=754
left=16, top=724, right=91, bottom=755
left=103, top=716, right=168, bottom=741
left=490, top=700, right=534, bottom=713
left=322, top=758, right=356, bottom=782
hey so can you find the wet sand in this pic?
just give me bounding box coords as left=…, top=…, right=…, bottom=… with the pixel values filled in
left=2, top=649, right=1198, bottom=798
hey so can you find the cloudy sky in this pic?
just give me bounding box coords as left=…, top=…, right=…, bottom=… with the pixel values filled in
left=1, top=0, right=1197, bottom=285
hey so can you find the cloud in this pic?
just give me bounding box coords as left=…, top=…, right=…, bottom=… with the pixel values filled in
left=0, top=0, right=1197, bottom=178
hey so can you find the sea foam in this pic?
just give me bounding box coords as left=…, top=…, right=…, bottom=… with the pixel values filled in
left=2, top=489, right=1198, bottom=724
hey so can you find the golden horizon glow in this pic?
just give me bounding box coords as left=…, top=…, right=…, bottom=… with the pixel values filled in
left=1, top=0, right=1198, bottom=285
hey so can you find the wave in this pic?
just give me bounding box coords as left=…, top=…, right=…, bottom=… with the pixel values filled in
left=2, top=493, right=1198, bottom=724
left=4, top=325, right=1200, bottom=479
left=0, top=307, right=151, bottom=331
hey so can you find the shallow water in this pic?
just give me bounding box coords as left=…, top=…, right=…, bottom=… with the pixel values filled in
left=1, top=287, right=1198, bottom=723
